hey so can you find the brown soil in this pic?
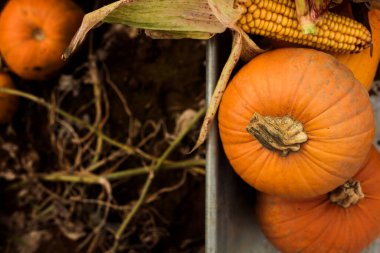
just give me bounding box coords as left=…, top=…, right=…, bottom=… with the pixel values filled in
left=0, top=1, right=206, bottom=252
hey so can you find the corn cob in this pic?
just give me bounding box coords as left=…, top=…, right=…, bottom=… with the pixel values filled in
left=237, top=0, right=371, bottom=53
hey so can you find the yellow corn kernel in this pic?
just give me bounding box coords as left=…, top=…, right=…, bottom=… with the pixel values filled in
left=284, top=27, right=290, bottom=36
left=253, top=9, right=260, bottom=19
left=265, top=12, right=272, bottom=21
left=254, top=19, right=262, bottom=28
left=242, top=24, right=250, bottom=33
left=271, top=13, right=278, bottom=22
left=260, top=9, right=267, bottom=19
left=240, top=16, right=247, bottom=25
left=267, top=21, right=274, bottom=32
left=248, top=4, right=256, bottom=13
left=244, top=0, right=253, bottom=7
left=247, top=13, right=253, bottom=23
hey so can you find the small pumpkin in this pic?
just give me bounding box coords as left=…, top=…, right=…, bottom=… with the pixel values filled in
left=218, top=48, right=374, bottom=199
left=0, top=72, right=18, bottom=123
left=0, top=0, right=84, bottom=80
left=333, top=9, right=380, bottom=90
left=257, top=146, right=380, bottom=253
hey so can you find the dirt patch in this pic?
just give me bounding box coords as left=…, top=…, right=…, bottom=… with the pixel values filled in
left=0, top=2, right=206, bottom=252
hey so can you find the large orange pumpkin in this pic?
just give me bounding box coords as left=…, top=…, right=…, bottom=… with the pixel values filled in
left=334, top=9, right=380, bottom=90
left=0, top=72, right=18, bottom=123
left=218, top=48, right=374, bottom=199
left=257, top=146, right=380, bottom=253
left=0, top=0, right=84, bottom=80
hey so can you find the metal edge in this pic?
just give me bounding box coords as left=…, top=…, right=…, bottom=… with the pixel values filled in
left=205, top=36, right=221, bottom=253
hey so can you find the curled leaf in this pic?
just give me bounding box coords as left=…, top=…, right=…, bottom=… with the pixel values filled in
left=63, top=0, right=128, bottom=60
left=191, top=31, right=243, bottom=152
left=239, top=28, right=265, bottom=61
left=207, top=0, right=244, bottom=28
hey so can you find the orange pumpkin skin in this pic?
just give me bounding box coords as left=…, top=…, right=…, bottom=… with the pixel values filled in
left=218, top=48, right=374, bottom=199
left=257, top=147, right=380, bottom=253
left=0, top=0, right=84, bottom=80
left=0, top=72, right=18, bottom=123
left=334, top=9, right=380, bottom=91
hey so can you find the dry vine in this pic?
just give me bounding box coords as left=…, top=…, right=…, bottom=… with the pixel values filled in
left=0, top=26, right=206, bottom=252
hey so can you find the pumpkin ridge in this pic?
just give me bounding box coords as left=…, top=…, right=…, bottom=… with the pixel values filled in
left=301, top=80, right=357, bottom=126
left=303, top=206, right=344, bottom=252
left=218, top=108, right=254, bottom=130
left=288, top=56, right=336, bottom=121
left=259, top=199, right=327, bottom=230
left=345, top=204, right=375, bottom=252
left=300, top=149, right=349, bottom=181
left=230, top=79, right=261, bottom=115
left=245, top=150, right=272, bottom=187
left=218, top=83, right=261, bottom=131
left=40, top=2, right=81, bottom=35
left=305, top=107, right=374, bottom=139
left=217, top=125, right=251, bottom=143
left=304, top=97, right=372, bottom=131
left=1, top=38, right=29, bottom=54
left=293, top=155, right=321, bottom=197
left=304, top=141, right=367, bottom=162
left=288, top=60, right=312, bottom=117
left=362, top=195, right=380, bottom=201
left=307, top=128, right=374, bottom=141
left=226, top=141, right=262, bottom=162
left=264, top=200, right=331, bottom=241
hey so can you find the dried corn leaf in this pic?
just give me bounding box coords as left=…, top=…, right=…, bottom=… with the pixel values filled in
left=63, top=0, right=228, bottom=59
left=191, top=31, right=243, bottom=152
left=240, top=29, right=265, bottom=61
left=105, top=0, right=226, bottom=32
left=207, top=0, right=244, bottom=28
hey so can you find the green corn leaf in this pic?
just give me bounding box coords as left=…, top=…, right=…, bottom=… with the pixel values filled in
left=105, top=0, right=226, bottom=32
left=63, top=0, right=232, bottom=59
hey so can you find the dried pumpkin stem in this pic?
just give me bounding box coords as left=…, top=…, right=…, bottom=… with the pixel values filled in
left=329, top=179, right=364, bottom=208
left=32, top=28, right=45, bottom=41
left=246, top=112, right=308, bottom=156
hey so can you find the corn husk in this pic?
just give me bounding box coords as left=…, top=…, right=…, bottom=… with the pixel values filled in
left=63, top=0, right=265, bottom=151
left=295, top=0, right=332, bottom=34
left=63, top=0, right=239, bottom=59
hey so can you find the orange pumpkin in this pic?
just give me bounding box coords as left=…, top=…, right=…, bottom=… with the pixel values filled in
left=257, top=146, right=380, bottom=253
left=0, top=0, right=84, bottom=80
left=0, top=72, right=18, bottom=123
left=218, top=48, right=374, bottom=199
left=334, top=9, right=380, bottom=90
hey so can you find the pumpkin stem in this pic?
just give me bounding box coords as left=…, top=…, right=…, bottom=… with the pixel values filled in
left=246, top=112, right=308, bottom=156
left=32, top=28, right=45, bottom=42
left=329, top=179, right=364, bottom=208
